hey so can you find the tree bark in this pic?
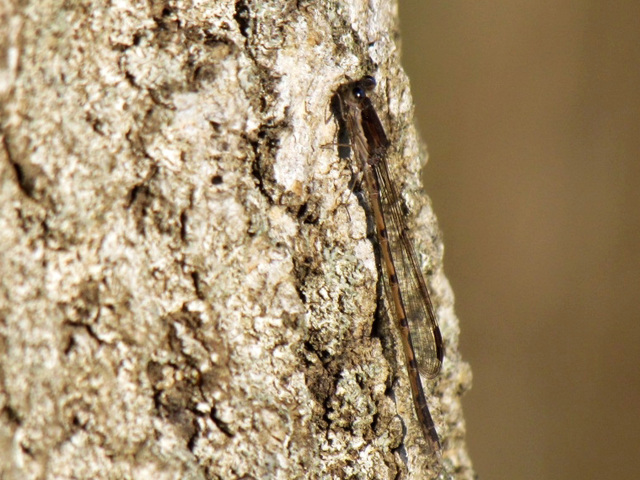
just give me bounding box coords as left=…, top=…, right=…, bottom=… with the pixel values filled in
left=0, top=0, right=473, bottom=478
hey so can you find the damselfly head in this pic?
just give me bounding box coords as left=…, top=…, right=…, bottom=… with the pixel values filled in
left=359, top=75, right=377, bottom=90
left=352, top=75, right=377, bottom=99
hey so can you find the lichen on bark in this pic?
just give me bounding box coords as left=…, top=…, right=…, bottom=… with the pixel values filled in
left=0, top=1, right=473, bottom=479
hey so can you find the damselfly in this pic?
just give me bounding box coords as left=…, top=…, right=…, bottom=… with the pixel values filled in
left=332, top=76, right=444, bottom=453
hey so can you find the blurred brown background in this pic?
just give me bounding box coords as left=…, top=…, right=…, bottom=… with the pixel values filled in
left=399, top=1, right=640, bottom=479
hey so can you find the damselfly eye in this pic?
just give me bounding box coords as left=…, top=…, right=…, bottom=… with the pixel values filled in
left=361, top=75, right=376, bottom=88
left=353, top=87, right=365, bottom=98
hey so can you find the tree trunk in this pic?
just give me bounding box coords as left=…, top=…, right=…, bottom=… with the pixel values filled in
left=0, top=1, right=473, bottom=478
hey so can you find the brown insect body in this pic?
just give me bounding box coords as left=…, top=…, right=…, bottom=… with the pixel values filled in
left=334, top=76, right=444, bottom=453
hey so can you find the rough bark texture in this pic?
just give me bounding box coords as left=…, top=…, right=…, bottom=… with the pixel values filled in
left=0, top=1, right=473, bottom=479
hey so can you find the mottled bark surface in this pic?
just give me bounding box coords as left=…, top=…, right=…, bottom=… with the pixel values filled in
left=0, top=1, right=473, bottom=478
